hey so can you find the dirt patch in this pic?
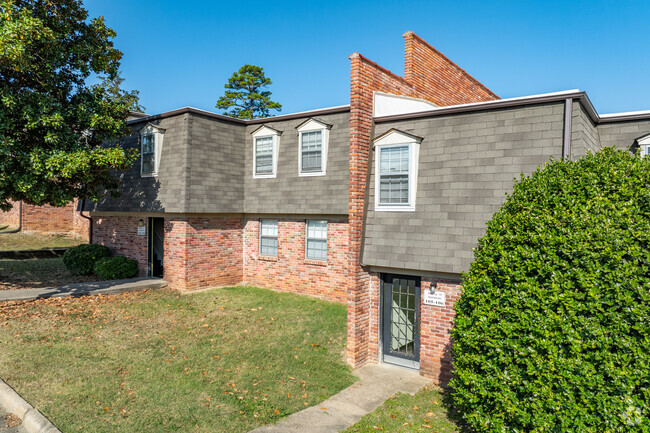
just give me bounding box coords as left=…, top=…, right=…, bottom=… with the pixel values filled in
left=4, top=412, right=22, bottom=428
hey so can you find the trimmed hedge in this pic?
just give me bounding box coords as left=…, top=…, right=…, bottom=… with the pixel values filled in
left=452, top=147, right=650, bottom=431
left=93, top=256, right=139, bottom=280
left=62, top=244, right=110, bottom=275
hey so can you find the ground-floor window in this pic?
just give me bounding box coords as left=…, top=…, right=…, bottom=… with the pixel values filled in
left=305, top=220, right=327, bottom=261
left=259, top=219, right=278, bottom=257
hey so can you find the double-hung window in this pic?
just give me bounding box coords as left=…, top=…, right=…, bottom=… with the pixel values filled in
left=260, top=219, right=278, bottom=257
left=255, top=137, right=274, bottom=175
left=306, top=220, right=327, bottom=261
left=140, top=123, right=165, bottom=177
left=141, top=133, right=156, bottom=176
left=252, top=126, right=281, bottom=178
left=300, top=131, right=323, bottom=172
left=296, top=118, right=330, bottom=176
left=374, top=129, right=421, bottom=212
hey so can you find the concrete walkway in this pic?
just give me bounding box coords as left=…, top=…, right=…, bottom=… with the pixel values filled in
left=250, top=363, right=431, bottom=433
left=0, top=278, right=167, bottom=302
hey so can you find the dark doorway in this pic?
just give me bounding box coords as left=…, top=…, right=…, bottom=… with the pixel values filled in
left=381, top=274, right=421, bottom=369
left=148, top=217, right=164, bottom=278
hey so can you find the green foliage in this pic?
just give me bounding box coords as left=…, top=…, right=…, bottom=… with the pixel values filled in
left=216, top=64, right=281, bottom=119
left=62, top=243, right=110, bottom=275
left=451, top=147, right=650, bottom=432
left=93, top=255, right=138, bottom=280
left=0, top=0, right=141, bottom=211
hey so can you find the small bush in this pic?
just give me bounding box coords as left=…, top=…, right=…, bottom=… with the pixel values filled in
left=62, top=244, right=110, bottom=275
left=452, top=147, right=650, bottom=431
left=93, top=256, right=139, bottom=280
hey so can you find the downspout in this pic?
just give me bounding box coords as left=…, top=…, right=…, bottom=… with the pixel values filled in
left=0, top=201, right=22, bottom=234
left=79, top=198, right=93, bottom=244
left=562, top=98, right=573, bottom=159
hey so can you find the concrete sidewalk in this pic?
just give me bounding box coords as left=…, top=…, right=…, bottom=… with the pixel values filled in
left=250, top=363, right=431, bottom=433
left=0, top=278, right=167, bottom=302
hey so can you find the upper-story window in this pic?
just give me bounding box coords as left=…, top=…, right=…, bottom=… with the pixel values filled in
left=252, top=125, right=281, bottom=178
left=635, top=133, right=650, bottom=157
left=373, top=129, right=422, bottom=212
left=139, top=123, right=165, bottom=177
left=296, top=118, right=331, bottom=176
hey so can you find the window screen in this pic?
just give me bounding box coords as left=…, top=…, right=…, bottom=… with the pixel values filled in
left=255, top=137, right=274, bottom=175
left=301, top=131, right=322, bottom=172
left=260, top=219, right=278, bottom=257
left=378, top=145, right=409, bottom=204
left=306, top=220, right=327, bottom=261
left=142, top=133, right=155, bottom=175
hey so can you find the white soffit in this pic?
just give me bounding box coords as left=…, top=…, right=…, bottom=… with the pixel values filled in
left=374, top=92, right=438, bottom=117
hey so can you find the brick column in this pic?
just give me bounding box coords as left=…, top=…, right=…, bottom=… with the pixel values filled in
left=347, top=53, right=416, bottom=368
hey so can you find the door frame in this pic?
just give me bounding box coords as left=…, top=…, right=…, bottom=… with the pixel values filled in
left=147, top=217, right=164, bottom=278
left=380, top=273, right=421, bottom=370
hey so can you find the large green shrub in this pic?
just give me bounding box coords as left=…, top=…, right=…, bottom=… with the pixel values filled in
left=93, top=256, right=139, bottom=280
left=452, top=147, right=650, bottom=432
left=62, top=244, right=110, bottom=275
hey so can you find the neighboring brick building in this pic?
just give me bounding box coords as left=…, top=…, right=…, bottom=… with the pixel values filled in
left=85, top=32, right=650, bottom=384
left=0, top=199, right=89, bottom=240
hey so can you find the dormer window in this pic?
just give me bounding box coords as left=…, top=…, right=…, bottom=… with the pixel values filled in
left=296, top=118, right=331, bottom=176
left=252, top=125, right=281, bottom=178
left=373, top=129, right=422, bottom=212
left=139, top=123, right=165, bottom=177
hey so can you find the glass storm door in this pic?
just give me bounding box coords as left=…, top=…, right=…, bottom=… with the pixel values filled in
left=381, top=274, right=420, bottom=369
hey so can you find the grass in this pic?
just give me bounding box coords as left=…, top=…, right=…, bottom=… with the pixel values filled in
left=0, top=258, right=100, bottom=290
left=343, top=385, right=460, bottom=433
left=0, top=286, right=355, bottom=432
left=0, top=231, right=84, bottom=251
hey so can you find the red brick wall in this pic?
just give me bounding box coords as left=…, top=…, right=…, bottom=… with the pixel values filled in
left=403, top=31, right=499, bottom=106
left=93, top=215, right=243, bottom=290
left=243, top=218, right=349, bottom=303
left=0, top=199, right=89, bottom=240
left=164, top=218, right=243, bottom=291
left=93, top=215, right=148, bottom=275
left=367, top=272, right=462, bottom=385
left=0, top=202, right=20, bottom=228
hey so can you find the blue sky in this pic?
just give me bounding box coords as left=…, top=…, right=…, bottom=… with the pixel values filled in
left=83, top=0, right=648, bottom=116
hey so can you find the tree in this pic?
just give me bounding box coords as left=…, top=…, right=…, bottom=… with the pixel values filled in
left=216, top=64, right=281, bottom=120
left=451, top=147, right=650, bottom=431
left=0, top=0, right=141, bottom=211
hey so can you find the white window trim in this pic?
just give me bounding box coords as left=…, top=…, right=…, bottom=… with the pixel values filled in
left=642, top=144, right=650, bottom=157
left=252, top=126, right=281, bottom=179
left=374, top=131, right=420, bottom=212
left=638, top=135, right=650, bottom=156
left=259, top=219, right=278, bottom=257
left=140, top=124, right=165, bottom=178
left=297, top=119, right=329, bottom=177
left=305, top=219, right=328, bottom=261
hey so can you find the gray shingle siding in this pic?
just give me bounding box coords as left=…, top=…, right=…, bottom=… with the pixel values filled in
left=243, top=112, right=349, bottom=215
left=90, top=111, right=349, bottom=215
left=186, top=114, right=246, bottom=213
left=88, top=113, right=190, bottom=213
left=362, top=102, right=565, bottom=275
left=598, top=119, right=650, bottom=151
left=571, top=101, right=600, bottom=158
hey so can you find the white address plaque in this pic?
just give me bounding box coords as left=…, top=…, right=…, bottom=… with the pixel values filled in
left=423, top=291, right=446, bottom=307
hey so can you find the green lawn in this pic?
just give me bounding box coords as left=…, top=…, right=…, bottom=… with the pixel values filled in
left=0, top=231, right=84, bottom=251
left=0, top=287, right=355, bottom=432
left=344, top=385, right=460, bottom=433
left=0, top=258, right=100, bottom=290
